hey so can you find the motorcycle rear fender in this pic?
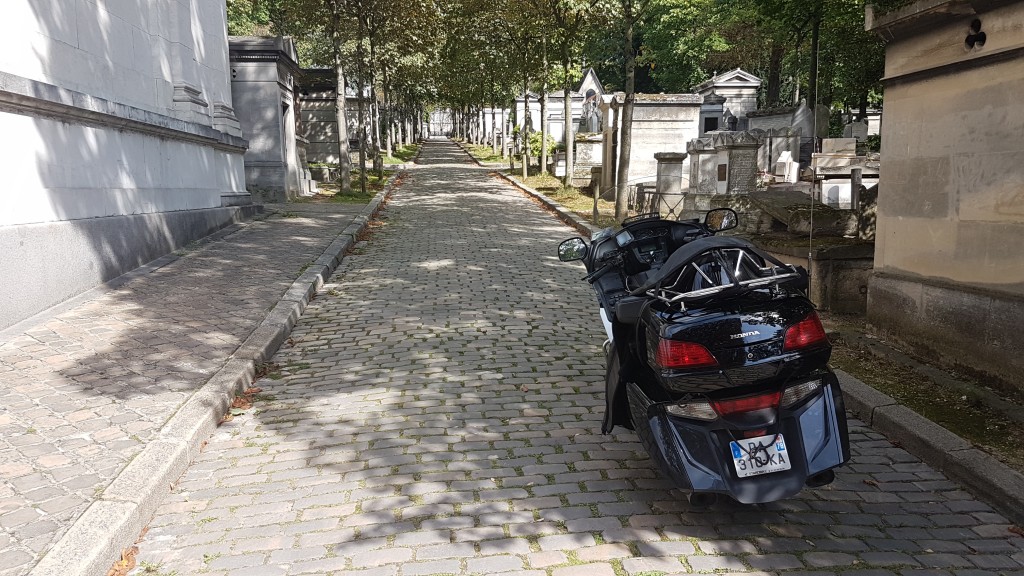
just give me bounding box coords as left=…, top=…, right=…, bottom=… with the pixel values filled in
left=628, top=373, right=850, bottom=503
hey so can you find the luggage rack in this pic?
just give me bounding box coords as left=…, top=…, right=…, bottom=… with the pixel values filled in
left=646, top=246, right=805, bottom=308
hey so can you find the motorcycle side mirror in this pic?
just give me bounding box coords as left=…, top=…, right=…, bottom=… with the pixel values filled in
left=704, top=208, right=738, bottom=232
left=558, top=237, right=589, bottom=261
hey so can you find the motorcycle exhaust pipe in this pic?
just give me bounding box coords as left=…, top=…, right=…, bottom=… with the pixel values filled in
left=805, top=469, right=836, bottom=488
left=688, top=492, right=718, bottom=509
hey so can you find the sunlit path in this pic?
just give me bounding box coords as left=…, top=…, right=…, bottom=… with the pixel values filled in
left=129, top=140, right=1024, bottom=576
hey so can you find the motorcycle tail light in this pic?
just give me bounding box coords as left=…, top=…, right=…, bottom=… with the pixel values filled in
left=666, top=400, right=718, bottom=420
left=711, top=391, right=781, bottom=416
left=781, top=379, right=823, bottom=407
left=783, top=312, right=828, bottom=351
left=656, top=339, right=718, bottom=369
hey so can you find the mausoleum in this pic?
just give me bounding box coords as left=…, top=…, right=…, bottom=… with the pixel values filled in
left=0, top=1, right=251, bottom=331
left=866, top=0, right=1024, bottom=390
left=230, top=36, right=312, bottom=202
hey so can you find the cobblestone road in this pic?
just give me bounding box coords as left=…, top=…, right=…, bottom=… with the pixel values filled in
left=130, top=141, right=1024, bottom=576
left=0, top=204, right=364, bottom=576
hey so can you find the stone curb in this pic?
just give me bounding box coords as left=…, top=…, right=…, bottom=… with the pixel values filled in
left=27, top=177, right=399, bottom=576
left=453, top=141, right=603, bottom=240
left=497, top=173, right=603, bottom=240
left=836, top=369, right=1024, bottom=526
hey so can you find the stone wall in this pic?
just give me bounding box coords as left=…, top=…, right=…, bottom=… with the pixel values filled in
left=622, top=95, right=702, bottom=184
left=0, top=1, right=250, bottom=331
left=865, top=0, right=1024, bottom=390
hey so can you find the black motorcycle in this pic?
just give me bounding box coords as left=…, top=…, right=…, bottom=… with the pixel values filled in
left=558, top=210, right=850, bottom=506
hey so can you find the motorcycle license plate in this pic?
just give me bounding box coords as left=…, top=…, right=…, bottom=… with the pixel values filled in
left=730, top=434, right=791, bottom=478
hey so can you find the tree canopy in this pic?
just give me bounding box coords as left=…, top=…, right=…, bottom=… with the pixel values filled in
left=226, top=0, right=890, bottom=142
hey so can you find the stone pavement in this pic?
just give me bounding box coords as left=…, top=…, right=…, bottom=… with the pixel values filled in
left=0, top=199, right=380, bottom=576
left=126, top=140, right=1024, bottom=576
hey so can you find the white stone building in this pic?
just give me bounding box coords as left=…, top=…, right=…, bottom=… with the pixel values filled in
left=513, top=68, right=605, bottom=143
left=230, top=36, right=311, bottom=202
left=692, top=68, right=762, bottom=130
left=0, top=1, right=250, bottom=331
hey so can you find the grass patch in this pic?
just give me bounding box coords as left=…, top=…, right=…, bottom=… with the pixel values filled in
left=382, top=143, right=420, bottom=164
left=463, top=142, right=506, bottom=164
left=517, top=172, right=619, bottom=229
left=138, top=561, right=178, bottom=576
left=308, top=170, right=393, bottom=204
left=825, top=314, right=1024, bottom=473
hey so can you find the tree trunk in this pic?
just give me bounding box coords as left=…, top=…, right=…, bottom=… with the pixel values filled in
left=808, top=14, right=821, bottom=112
left=540, top=38, right=549, bottom=174
left=614, top=7, right=636, bottom=221
left=522, top=73, right=531, bottom=172
left=371, top=90, right=382, bottom=177
left=331, top=9, right=352, bottom=193
left=368, top=32, right=380, bottom=175
left=502, top=107, right=509, bottom=159
left=491, top=84, right=498, bottom=156
left=562, top=62, right=574, bottom=188
left=356, top=16, right=367, bottom=196
left=383, top=87, right=392, bottom=158
left=766, top=45, right=784, bottom=107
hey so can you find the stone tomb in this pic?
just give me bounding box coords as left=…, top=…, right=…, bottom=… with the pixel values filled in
left=679, top=130, right=760, bottom=219
left=715, top=131, right=760, bottom=195
left=653, top=152, right=689, bottom=217
left=843, top=120, right=869, bottom=141
left=598, top=93, right=702, bottom=198
left=764, top=127, right=802, bottom=174
left=692, top=68, right=762, bottom=130
left=687, top=137, right=718, bottom=196
left=573, top=134, right=603, bottom=188
left=812, top=138, right=879, bottom=208
left=230, top=36, right=316, bottom=202
left=775, top=151, right=800, bottom=183
left=0, top=0, right=252, bottom=331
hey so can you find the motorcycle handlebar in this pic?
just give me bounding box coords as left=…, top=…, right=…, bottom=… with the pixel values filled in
left=584, top=262, right=615, bottom=284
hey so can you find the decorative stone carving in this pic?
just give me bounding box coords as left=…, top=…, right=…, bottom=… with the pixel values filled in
left=173, top=83, right=209, bottom=106
left=686, top=137, right=715, bottom=154
left=212, top=102, right=242, bottom=137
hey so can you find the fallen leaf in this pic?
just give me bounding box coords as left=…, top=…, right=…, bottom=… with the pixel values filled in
left=243, top=387, right=263, bottom=395
left=220, top=413, right=234, bottom=423
left=105, top=546, right=138, bottom=576
left=863, top=478, right=879, bottom=487
left=231, top=396, right=252, bottom=410
left=519, top=385, right=529, bottom=392
left=1010, top=525, right=1024, bottom=538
